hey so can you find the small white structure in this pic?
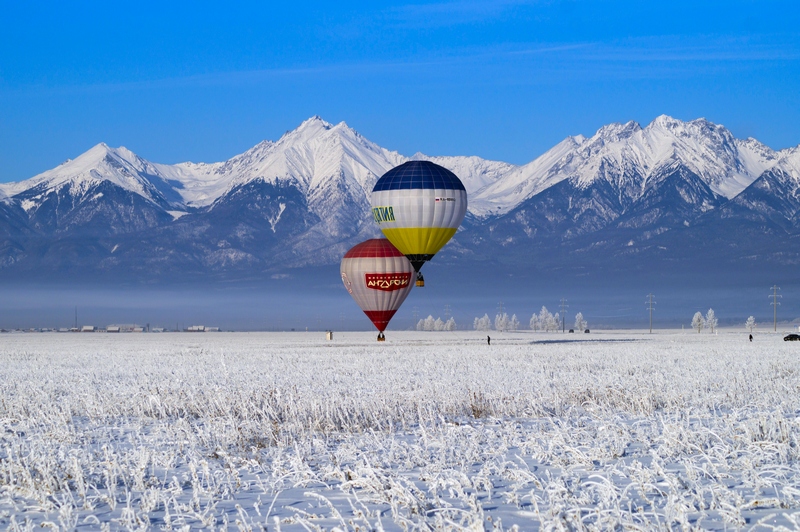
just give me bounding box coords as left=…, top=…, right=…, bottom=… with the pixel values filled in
left=326, top=330, right=334, bottom=341
left=187, top=325, right=205, bottom=332
left=106, top=326, right=121, bottom=333
left=81, top=325, right=95, bottom=332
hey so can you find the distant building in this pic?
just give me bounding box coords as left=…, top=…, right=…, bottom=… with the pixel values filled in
left=107, top=324, right=141, bottom=333
left=185, top=325, right=220, bottom=332
left=106, top=326, right=121, bottom=333
left=81, top=325, right=95, bottom=332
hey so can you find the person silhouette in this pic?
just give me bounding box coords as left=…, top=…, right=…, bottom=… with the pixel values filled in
left=487, top=335, right=491, bottom=345
left=749, top=334, right=753, bottom=342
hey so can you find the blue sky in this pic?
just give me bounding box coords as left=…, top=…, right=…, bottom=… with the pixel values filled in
left=1, top=0, right=799, bottom=181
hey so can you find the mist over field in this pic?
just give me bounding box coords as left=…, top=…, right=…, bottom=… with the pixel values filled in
left=2, top=262, right=798, bottom=331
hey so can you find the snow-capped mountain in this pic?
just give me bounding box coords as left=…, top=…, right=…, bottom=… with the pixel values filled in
left=1, top=114, right=799, bottom=282
left=410, top=153, right=517, bottom=196
left=467, top=135, right=586, bottom=217
left=719, top=146, right=800, bottom=230
left=5, top=142, right=186, bottom=210
left=469, top=115, right=782, bottom=217
left=172, top=116, right=405, bottom=210
left=5, top=143, right=183, bottom=235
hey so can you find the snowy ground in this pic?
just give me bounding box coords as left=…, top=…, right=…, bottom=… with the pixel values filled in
left=1, top=329, right=800, bottom=530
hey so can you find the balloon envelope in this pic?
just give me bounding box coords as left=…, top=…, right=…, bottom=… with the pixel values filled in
left=340, top=239, right=415, bottom=332
left=371, top=161, right=468, bottom=267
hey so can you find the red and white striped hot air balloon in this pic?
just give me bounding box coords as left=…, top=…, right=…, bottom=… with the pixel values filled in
left=340, top=239, right=415, bottom=340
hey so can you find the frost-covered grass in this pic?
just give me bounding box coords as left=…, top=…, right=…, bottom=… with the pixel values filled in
left=1, top=330, right=800, bottom=530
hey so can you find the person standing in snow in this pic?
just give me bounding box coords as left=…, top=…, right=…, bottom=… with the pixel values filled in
left=487, top=335, right=491, bottom=345
left=749, top=334, right=753, bottom=342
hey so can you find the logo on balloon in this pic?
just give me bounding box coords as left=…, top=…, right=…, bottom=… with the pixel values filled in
left=372, top=206, right=395, bottom=223
left=365, top=272, right=411, bottom=291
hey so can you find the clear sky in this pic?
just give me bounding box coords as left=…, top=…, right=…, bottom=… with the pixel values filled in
left=1, top=1, right=799, bottom=182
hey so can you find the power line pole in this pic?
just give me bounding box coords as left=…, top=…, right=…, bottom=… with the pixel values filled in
left=770, top=285, right=781, bottom=332
left=646, top=294, right=656, bottom=333
left=560, top=298, right=568, bottom=333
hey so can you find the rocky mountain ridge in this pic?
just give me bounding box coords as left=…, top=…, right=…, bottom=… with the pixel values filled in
left=1, top=115, right=799, bottom=282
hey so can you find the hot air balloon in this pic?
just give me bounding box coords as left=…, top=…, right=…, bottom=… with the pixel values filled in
left=371, top=161, right=467, bottom=287
left=340, top=238, right=415, bottom=341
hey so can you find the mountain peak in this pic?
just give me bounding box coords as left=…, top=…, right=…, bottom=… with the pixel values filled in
left=594, top=120, right=641, bottom=142
left=75, top=142, right=142, bottom=169
left=298, top=115, right=333, bottom=131
left=651, top=114, right=682, bottom=128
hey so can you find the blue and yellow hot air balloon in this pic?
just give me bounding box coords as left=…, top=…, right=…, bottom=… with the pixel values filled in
left=371, top=161, right=468, bottom=286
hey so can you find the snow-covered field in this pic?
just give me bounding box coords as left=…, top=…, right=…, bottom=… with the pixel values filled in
left=1, top=330, right=799, bottom=530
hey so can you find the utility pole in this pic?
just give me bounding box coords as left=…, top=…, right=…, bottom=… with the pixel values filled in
left=646, top=294, right=656, bottom=333
left=770, top=285, right=781, bottom=332
left=560, top=298, right=568, bottom=333
left=74, top=307, right=78, bottom=329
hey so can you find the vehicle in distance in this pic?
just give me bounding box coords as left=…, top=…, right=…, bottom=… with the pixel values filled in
left=784, top=334, right=800, bottom=341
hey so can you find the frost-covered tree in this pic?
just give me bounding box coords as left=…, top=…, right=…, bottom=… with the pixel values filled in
left=705, top=309, right=718, bottom=333
left=509, top=314, right=519, bottom=331
left=574, top=312, right=587, bottom=331
left=473, top=314, right=492, bottom=331
left=538, top=307, right=551, bottom=330
left=495, top=312, right=509, bottom=332
left=546, top=312, right=560, bottom=332
left=529, top=313, right=540, bottom=331
left=535, top=306, right=560, bottom=331
left=745, top=316, right=756, bottom=332
left=421, top=315, right=435, bottom=331
left=418, top=316, right=451, bottom=331
left=692, top=311, right=704, bottom=333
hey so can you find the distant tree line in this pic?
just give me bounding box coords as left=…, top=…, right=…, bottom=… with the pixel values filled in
left=416, top=316, right=457, bottom=331
left=471, top=306, right=587, bottom=332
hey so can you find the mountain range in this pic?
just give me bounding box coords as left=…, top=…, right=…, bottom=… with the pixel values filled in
left=2, top=115, right=800, bottom=288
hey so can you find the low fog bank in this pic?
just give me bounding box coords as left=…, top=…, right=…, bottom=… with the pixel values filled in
left=0, top=263, right=797, bottom=331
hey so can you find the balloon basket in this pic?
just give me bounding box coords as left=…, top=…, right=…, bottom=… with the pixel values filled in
left=377, top=332, right=386, bottom=342
left=415, top=273, right=425, bottom=287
